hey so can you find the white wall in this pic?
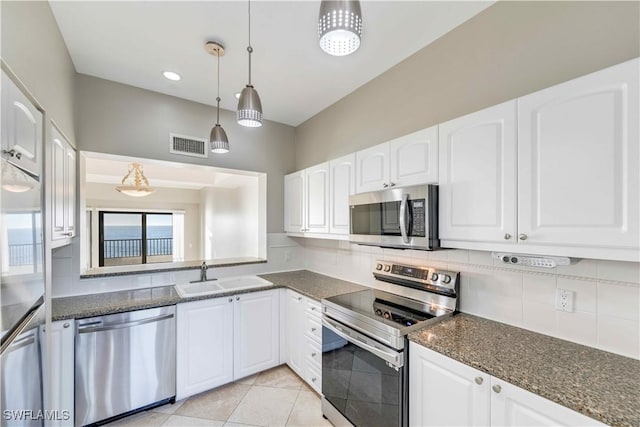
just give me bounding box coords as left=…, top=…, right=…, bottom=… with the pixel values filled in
left=200, top=180, right=260, bottom=260
left=302, top=239, right=640, bottom=360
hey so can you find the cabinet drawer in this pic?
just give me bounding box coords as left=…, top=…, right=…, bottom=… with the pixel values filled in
left=304, top=314, right=322, bottom=343
left=305, top=337, right=322, bottom=369
left=306, top=299, right=321, bottom=318
left=305, top=361, right=322, bottom=394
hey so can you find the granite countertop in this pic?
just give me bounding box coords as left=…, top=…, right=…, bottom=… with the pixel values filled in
left=52, top=270, right=366, bottom=321
left=409, top=314, right=640, bottom=427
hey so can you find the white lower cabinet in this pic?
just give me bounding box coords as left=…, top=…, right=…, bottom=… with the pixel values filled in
left=176, top=289, right=280, bottom=400
left=284, top=289, right=322, bottom=393
left=44, top=320, right=75, bottom=427
left=409, top=343, right=604, bottom=427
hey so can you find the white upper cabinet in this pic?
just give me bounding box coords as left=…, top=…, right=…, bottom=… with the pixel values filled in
left=439, top=100, right=518, bottom=244
left=389, top=126, right=439, bottom=187
left=1, top=71, right=43, bottom=177
left=284, top=171, right=305, bottom=233
left=356, top=142, right=390, bottom=193
left=329, top=153, right=355, bottom=234
left=51, top=124, right=76, bottom=243
left=517, top=58, right=639, bottom=251
left=305, top=162, right=330, bottom=233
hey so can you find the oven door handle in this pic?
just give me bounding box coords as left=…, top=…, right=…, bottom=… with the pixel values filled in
left=322, top=317, right=404, bottom=368
left=399, top=194, right=410, bottom=244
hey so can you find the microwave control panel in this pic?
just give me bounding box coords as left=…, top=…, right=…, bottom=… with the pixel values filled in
left=410, top=199, right=426, bottom=237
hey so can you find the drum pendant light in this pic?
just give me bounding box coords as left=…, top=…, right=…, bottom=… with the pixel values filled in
left=237, top=0, right=263, bottom=127
left=206, top=41, right=230, bottom=153
left=318, top=0, right=363, bottom=56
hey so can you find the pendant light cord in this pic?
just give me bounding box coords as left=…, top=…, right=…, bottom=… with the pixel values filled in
left=247, top=0, right=252, bottom=85
left=216, top=49, right=221, bottom=125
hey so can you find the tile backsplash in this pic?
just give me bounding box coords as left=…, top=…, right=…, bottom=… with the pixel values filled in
left=51, top=233, right=639, bottom=359
left=302, top=239, right=640, bottom=360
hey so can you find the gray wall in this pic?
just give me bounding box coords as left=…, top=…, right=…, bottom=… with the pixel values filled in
left=294, top=1, right=640, bottom=169
left=1, top=0, right=76, bottom=142
left=75, top=74, right=296, bottom=233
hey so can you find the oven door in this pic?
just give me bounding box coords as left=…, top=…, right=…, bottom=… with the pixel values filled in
left=321, top=316, right=406, bottom=427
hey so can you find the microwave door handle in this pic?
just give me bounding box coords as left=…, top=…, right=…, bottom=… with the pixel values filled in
left=399, top=194, right=410, bottom=243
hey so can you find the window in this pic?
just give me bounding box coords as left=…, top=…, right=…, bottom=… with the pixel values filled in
left=98, top=211, right=173, bottom=267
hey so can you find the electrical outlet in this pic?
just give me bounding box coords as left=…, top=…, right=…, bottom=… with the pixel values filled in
left=555, top=289, right=575, bottom=312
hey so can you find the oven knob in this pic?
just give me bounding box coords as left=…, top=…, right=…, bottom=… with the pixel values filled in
left=383, top=265, right=391, bottom=272
left=431, top=272, right=439, bottom=281
left=376, top=263, right=383, bottom=271
left=383, top=311, right=391, bottom=319
left=375, top=309, right=383, bottom=316
left=442, top=275, right=451, bottom=284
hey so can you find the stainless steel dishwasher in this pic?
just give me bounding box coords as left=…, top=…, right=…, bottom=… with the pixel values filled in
left=75, top=306, right=176, bottom=426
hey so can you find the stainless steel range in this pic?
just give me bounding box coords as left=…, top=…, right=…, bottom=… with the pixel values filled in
left=321, top=260, right=459, bottom=427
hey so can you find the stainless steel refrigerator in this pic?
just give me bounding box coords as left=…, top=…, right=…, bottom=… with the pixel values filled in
left=1, top=157, right=45, bottom=427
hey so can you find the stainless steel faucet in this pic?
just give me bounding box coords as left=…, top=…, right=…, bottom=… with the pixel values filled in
left=200, top=262, right=208, bottom=281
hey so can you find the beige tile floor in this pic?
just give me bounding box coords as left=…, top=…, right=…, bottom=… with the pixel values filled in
left=106, top=365, right=332, bottom=427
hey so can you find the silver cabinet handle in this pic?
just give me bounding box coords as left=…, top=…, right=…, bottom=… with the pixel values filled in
left=297, top=297, right=302, bottom=301
left=311, top=307, right=316, bottom=311
left=475, top=377, right=483, bottom=385
left=311, top=377, right=317, bottom=382
left=311, top=352, right=317, bottom=357
left=236, top=296, right=240, bottom=301
left=492, top=384, right=502, bottom=393
left=311, top=327, right=317, bottom=332
left=504, top=233, right=511, bottom=240
left=389, top=182, right=396, bottom=187
left=519, top=234, right=528, bottom=241
left=63, top=323, right=70, bottom=328
left=228, top=298, right=233, bottom=302
left=383, top=183, right=389, bottom=188
left=63, top=232, right=73, bottom=237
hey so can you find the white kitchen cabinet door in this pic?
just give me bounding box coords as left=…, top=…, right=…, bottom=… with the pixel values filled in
left=490, top=378, right=604, bottom=426
left=389, top=126, right=439, bottom=186
left=44, top=320, right=75, bottom=427
left=1, top=71, right=43, bottom=177
left=284, top=171, right=305, bottom=233
left=409, top=343, right=490, bottom=427
left=285, top=290, right=305, bottom=377
left=305, top=162, right=330, bottom=233
left=51, top=125, right=76, bottom=243
left=438, top=100, right=518, bottom=244
left=329, top=154, right=355, bottom=234
left=355, top=142, right=390, bottom=193
left=176, top=297, right=234, bottom=400
left=517, top=58, right=639, bottom=251
left=233, top=290, right=280, bottom=379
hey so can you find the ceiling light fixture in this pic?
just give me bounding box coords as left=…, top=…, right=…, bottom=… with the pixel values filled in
left=115, top=163, right=155, bottom=197
left=1, top=159, right=33, bottom=193
left=237, top=0, right=263, bottom=127
left=206, top=41, right=230, bottom=154
left=162, top=71, right=181, bottom=81
left=318, top=0, right=363, bottom=56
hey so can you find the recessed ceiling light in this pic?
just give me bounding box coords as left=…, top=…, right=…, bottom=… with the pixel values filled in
left=234, top=92, right=241, bottom=99
left=163, top=71, right=181, bottom=81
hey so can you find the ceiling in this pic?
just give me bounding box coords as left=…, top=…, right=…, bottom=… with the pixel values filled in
left=85, top=154, right=260, bottom=190
left=50, top=1, right=493, bottom=127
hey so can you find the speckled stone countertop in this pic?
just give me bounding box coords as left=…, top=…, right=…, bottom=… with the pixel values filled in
left=408, top=314, right=640, bottom=427
left=258, top=270, right=367, bottom=301
left=52, top=270, right=366, bottom=320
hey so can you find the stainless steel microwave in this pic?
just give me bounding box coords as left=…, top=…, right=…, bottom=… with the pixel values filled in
left=349, top=184, right=438, bottom=250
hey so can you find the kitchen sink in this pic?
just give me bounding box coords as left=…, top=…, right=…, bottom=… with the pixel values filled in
left=174, top=275, right=272, bottom=298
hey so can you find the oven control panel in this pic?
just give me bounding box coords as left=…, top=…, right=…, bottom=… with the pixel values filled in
left=373, top=260, right=458, bottom=294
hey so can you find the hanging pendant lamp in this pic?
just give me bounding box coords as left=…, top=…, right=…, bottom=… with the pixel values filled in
left=206, top=41, right=230, bottom=153
left=237, top=0, right=263, bottom=127
left=318, top=0, right=363, bottom=56
left=115, top=163, right=154, bottom=197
